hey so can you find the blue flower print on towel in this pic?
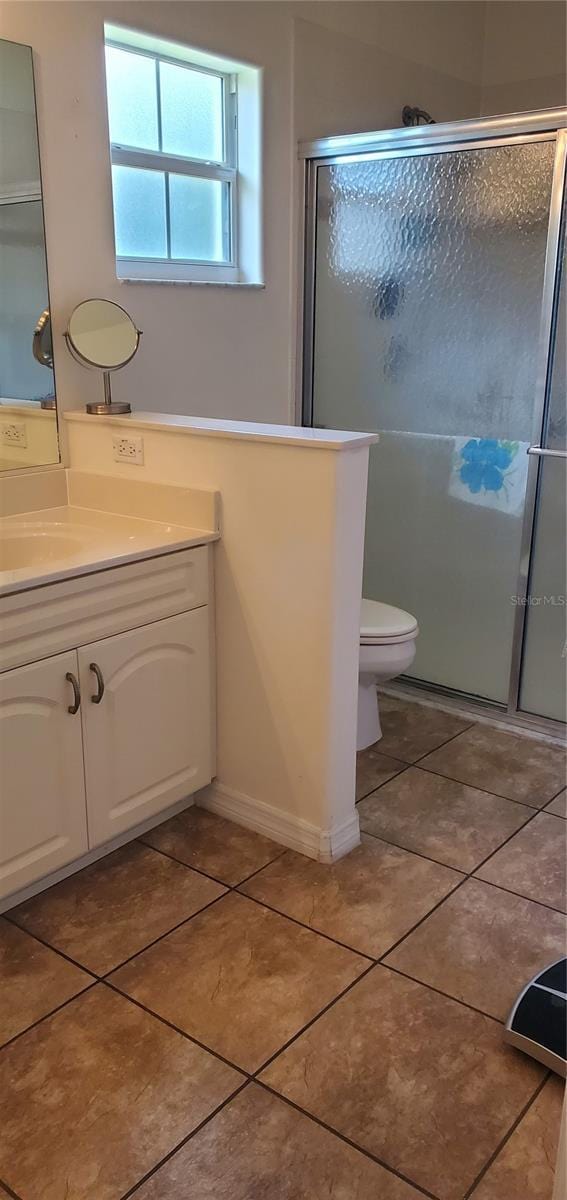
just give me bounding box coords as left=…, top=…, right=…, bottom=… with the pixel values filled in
left=458, top=439, right=519, bottom=495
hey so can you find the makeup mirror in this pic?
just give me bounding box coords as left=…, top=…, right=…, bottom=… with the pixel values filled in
left=64, top=298, right=142, bottom=415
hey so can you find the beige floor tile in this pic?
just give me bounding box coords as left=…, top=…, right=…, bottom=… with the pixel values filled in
left=10, top=842, right=225, bottom=975
left=0, top=985, right=240, bottom=1200
left=135, top=1083, right=422, bottom=1200
left=110, top=892, right=367, bottom=1072
left=0, top=917, right=92, bottom=1045
left=356, top=747, right=407, bottom=801
left=358, top=767, right=533, bottom=871
left=141, top=806, right=283, bottom=885
left=476, top=813, right=567, bottom=912
left=385, top=878, right=567, bottom=1019
left=471, top=1076, right=565, bottom=1200
left=240, top=836, right=461, bottom=958
left=546, top=789, right=567, bottom=819
left=261, top=967, right=544, bottom=1200
left=421, top=725, right=567, bottom=808
left=374, top=695, right=472, bottom=762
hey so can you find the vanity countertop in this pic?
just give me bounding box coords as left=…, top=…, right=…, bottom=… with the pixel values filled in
left=0, top=504, right=219, bottom=596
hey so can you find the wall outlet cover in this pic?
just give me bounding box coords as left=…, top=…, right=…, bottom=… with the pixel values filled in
left=1, top=421, right=27, bottom=448
left=112, top=434, right=144, bottom=465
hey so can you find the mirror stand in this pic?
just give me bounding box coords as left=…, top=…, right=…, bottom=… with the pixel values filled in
left=86, top=372, right=131, bottom=416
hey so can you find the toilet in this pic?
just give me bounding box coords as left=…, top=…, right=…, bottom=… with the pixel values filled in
left=358, top=598, right=419, bottom=751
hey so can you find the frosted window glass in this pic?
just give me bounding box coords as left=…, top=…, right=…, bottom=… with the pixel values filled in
left=105, top=47, right=158, bottom=151
left=169, top=174, right=226, bottom=261
left=112, top=165, right=166, bottom=258
left=160, top=63, right=223, bottom=161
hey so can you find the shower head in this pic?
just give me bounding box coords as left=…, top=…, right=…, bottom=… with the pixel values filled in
left=402, top=105, right=436, bottom=127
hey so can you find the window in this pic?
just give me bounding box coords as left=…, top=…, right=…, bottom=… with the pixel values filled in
left=103, top=28, right=262, bottom=284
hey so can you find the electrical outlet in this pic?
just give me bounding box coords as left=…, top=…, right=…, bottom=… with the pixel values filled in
left=1, top=421, right=27, bottom=448
left=112, top=434, right=144, bottom=465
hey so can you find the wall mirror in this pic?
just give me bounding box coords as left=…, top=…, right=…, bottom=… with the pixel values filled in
left=0, top=38, right=59, bottom=471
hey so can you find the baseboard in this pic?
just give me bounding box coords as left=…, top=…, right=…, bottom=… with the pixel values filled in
left=198, top=781, right=360, bottom=863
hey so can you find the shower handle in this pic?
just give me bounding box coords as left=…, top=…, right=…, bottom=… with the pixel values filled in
left=527, top=447, right=567, bottom=459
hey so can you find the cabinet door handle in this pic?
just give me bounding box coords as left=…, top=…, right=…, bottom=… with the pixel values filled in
left=66, top=671, right=81, bottom=714
left=89, top=662, right=105, bottom=704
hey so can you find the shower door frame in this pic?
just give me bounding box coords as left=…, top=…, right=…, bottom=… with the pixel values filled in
left=299, top=108, right=567, bottom=737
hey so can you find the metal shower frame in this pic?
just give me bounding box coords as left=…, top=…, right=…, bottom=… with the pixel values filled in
left=298, top=108, right=567, bottom=738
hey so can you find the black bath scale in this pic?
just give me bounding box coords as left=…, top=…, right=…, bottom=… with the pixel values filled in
left=504, top=957, right=567, bottom=1077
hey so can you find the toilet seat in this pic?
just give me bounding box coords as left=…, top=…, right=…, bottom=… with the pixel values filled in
left=360, top=598, right=418, bottom=645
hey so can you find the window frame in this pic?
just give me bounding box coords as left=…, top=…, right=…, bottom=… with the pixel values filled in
left=105, top=38, right=239, bottom=282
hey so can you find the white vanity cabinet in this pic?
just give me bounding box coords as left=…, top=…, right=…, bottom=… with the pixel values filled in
left=0, top=547, right=214, bottom=903
left=78, top=609, right=211, bottom=846
left=0, top=651, right=88, bottom=896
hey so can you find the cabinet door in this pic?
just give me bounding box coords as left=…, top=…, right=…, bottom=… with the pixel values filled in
left=79, top=609, right=212, bottom=847
left=0, top=651, right=88, bottom=900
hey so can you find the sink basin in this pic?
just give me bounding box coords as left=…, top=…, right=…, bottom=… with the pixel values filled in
left=0, top=528, right=86, bottom=571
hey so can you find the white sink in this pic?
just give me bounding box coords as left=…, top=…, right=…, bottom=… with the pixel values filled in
left=0, top=527, right=86, bottom=571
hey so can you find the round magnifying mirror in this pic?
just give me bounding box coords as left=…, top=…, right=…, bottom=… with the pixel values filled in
left=33, top=309, right=53, bottom=368
left=32, top=309, right=57, bottom=410
left=65, top=298, right=142, bottom=415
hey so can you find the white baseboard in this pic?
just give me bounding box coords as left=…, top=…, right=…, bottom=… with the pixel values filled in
left=198, top=781, right=360, bottom=863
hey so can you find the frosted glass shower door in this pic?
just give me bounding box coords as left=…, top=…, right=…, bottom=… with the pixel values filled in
left=519, top=206, right=567, bottom=723
left=311, top=139, right=556, bottom=702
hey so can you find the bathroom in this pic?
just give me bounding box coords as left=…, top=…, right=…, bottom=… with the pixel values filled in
left=0, top=1, right=565, bottom=1196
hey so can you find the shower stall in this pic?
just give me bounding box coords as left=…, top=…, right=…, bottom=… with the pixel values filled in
left=300, top=109, right=567, bottom=735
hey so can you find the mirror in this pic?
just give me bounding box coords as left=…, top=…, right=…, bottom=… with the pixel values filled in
left=65, top=298, right=141, bottom=415
left=0, top=38, right=59, bottom=470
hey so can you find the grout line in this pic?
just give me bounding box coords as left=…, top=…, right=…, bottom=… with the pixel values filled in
left=251, top=961, right=378, bottom=1077
left=0, top=1176, right=23, bottom=1200
left=472, top=876, right=567, bottom=917
left=235, top=889, right=375, bottom=962
left=408, top=721, right=477, bottom=765
left=100, top=890, right=229, bottom=979
left=102, top=977, right=249, bottom=1077
left=360, top=827, right=480, bottom=873
left=232, top=849, right=290, bottom=887
left=381, top=962, right=503, bottom=1024
left=2, top=913, right=100, bottom=977
left=255, top=1079, right=442, bottom=1200
left=0, top=981, right=99, bottom=1056
left=375, top=874, right=470, bottom=960
left=415, top=762, right=552, bottom=810
left=138, top=834, right=288, bottom=889
left=120, top=1079, right=251, bottom=1199
left=355, top=762, right=410, bottom=804
left=462, top=1072, right=551, bottom=1199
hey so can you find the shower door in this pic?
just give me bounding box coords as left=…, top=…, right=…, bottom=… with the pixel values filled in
left=302, top=113, right=567, bottom=724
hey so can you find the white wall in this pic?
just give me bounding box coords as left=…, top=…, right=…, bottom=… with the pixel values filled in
left=481, top=1, right=566, bottom=116
left=293, top=1, right=484, bottom=141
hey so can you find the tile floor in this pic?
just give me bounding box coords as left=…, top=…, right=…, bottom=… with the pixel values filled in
left=0, top=695, right=565, bottom=1200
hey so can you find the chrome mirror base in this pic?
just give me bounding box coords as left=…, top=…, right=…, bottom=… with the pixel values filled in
left=86, top=400, right=132, bottom=416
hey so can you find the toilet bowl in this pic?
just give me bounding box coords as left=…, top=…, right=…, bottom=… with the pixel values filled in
left=358, top=598, right=418, bottom=751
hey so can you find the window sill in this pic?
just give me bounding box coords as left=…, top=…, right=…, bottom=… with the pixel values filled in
left=118, top=277, right=265, bottom=288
